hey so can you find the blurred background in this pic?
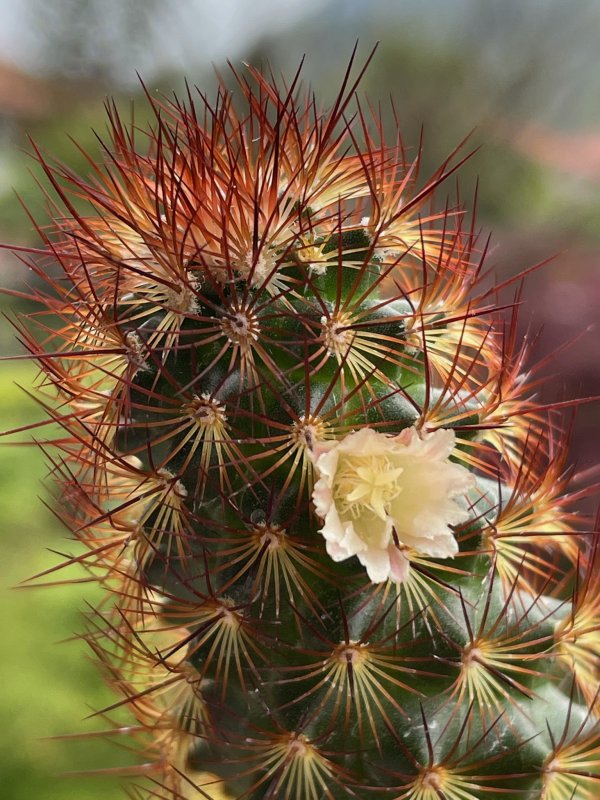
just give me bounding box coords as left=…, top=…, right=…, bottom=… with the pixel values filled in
left=0, top=1, right=599, bottom=797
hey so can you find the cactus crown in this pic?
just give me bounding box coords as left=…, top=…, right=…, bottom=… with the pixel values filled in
left=11, top=52, right=600, bottom=799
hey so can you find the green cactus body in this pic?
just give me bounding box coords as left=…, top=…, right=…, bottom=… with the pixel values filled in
left=11, top=56, right=600, bottom=799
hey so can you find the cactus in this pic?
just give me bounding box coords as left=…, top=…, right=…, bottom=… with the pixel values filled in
left=10, top=53, right=600, bottom=799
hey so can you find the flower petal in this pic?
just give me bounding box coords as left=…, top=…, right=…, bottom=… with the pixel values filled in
left=358, top=547, right=391, bottom=584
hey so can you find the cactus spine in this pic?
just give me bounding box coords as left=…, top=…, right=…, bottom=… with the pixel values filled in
left=12, top=55, right=600, bottom=799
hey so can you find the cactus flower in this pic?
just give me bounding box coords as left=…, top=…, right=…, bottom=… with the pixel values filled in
left=311, top=426, right=475, bottom=582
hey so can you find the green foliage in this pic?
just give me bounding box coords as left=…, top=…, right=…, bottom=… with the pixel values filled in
left=0, top=364, right=130, bottom=800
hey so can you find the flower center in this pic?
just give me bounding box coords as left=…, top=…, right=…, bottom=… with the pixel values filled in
left=333, top=453, right=404, bottom=521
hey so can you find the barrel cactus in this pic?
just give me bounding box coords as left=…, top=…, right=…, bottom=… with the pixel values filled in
left=12, top=54, right=600, bottom=799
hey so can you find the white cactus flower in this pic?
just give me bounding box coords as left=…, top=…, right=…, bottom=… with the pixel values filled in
left=311, top=426, right=475, bottom=584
